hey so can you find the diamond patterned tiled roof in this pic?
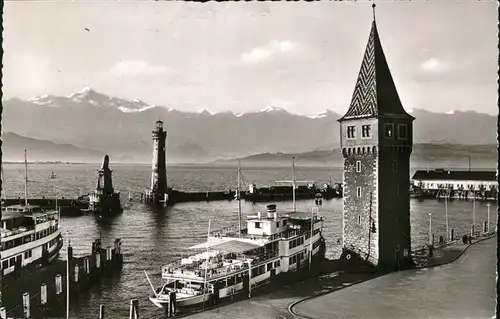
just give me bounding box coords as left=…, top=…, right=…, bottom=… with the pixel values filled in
left=339, top=20, right=414, bottom=121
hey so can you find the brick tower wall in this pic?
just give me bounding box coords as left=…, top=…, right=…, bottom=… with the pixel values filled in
left=342, top=147, right=379, bottom=265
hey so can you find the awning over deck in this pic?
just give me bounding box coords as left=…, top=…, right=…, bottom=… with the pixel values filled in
left=210, top=240, right=261, bottom=254
left=188, top=239, right=262, bottom=254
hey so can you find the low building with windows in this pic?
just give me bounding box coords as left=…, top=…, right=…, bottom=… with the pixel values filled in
left=411, top=169, right=497, bottom=199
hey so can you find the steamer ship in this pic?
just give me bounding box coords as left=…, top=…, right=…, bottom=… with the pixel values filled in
left=146, top=163, right=326, bottom=314
left=1, top=150, right=63, bottom=277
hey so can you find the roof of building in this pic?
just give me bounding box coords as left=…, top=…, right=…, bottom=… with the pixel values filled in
left=412, top=170, right=497, bottom=182
left=339, top=17, right=413, bottom=122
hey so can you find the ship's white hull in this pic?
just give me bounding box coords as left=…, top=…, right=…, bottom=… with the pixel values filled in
left=149, top=293, right=212, bottom=309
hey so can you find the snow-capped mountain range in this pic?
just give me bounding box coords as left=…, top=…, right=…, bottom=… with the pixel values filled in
left=3, top=87, right=496, bottom=163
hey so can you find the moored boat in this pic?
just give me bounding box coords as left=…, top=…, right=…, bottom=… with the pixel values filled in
left=147, top=204, right=326, bottom=314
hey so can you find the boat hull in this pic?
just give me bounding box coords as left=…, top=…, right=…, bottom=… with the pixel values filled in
left=149, top=293, right=212, bottom=309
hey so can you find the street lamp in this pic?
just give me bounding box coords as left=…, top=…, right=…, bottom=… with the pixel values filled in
left=486, top=203, right=491, bottom=233
left=428, top=212, right=433, bottom=246
left=445, top=196, right=449, bottom=242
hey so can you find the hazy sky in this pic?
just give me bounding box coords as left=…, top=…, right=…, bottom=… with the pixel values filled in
left=3, top=1, right=497, bottom=116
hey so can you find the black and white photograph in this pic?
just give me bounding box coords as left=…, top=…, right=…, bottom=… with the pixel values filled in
left=0, top=1, right=497, bottom=318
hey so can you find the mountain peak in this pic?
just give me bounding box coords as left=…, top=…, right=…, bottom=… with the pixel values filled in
left=259, top=105, right=287, bottom=113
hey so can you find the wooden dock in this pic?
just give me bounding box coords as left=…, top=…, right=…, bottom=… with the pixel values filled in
left=0, top=238, right=123, bottom=319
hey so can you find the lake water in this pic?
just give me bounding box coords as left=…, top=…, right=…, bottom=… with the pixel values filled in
left=2, top=164, right=497, bottom=318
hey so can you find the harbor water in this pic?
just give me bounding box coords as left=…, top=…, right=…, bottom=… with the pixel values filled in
left=2, top=164, right=497, bottom=318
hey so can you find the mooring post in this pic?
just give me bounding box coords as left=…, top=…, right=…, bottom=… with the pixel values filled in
left=129, top=299, right=139, bottom=319
left=106, top=246, right=112, bottom=262
left=55, top=274, right=63, bottom=295
left=74, top=265, right=79, bottom=283
left=96, top=253, right=101, bottom=269
left=0, top=307, right=6, bottom=319
left=84, top=258, right=90, bottom=275
left=99, top=305, right=105, bottom=319
left=22, top=292, right=30, bottom=318
left=41, top=283, right=48, bottom=305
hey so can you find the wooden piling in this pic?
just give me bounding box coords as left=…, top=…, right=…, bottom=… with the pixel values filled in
left=74, top=265, right=79, bottom=282
left=40, top=283, right=47, bottom=305
left=450, top=228, right=455, bottom=241
left=55, top=274, right=62, bottom=295
left=22, top=292, right=30, bottom=318
left=84, top=257, right=90, bottom=275
left=99, top=305, right=105, bottom=319
left=129, top=299, right=139, bottom=319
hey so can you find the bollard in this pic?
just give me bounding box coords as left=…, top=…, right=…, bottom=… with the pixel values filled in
left=74, top=265, right=79, bottom=282
left=129, top=299, right=139, bottom=319
left=55, top=274, right=63, bottom=295
left=41, top=283, right=48, bottom=305
left=106, top=246, right=112, bottom=261
left=84, top=258, right=90, bottom=275
left=96, top=253, right=101, bottom=269
left=99, top=305, right=105, bottom=319
left=0, top=307, right=6, bottom=319
left=23, top=292, right=30, bottom=318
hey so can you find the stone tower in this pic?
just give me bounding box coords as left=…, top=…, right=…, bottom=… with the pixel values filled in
left=338, top=7, right=415, bottom=270
left=150, top=120, right=168, bottom=201
left=96, top=155, right=114, bottom=196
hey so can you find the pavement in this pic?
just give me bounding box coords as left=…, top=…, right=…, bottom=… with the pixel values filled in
left=291, top=235, right=496, bottom=319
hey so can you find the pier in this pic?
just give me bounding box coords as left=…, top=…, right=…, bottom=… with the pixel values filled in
left=1, top=238, right=123, bottom=319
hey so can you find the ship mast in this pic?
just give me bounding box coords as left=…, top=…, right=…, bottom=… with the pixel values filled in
left=237, top=161, right=242, bottom=237
left=202, top=219, right=211, bottom=310
left=24, top=149, right=28, bottom=207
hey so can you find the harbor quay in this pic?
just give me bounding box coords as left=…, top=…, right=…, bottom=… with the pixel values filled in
left=181, top=232, right=496, bottom=319
left=0, top=238, right=123, bottom=319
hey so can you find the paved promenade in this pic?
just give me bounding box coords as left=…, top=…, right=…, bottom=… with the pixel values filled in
left=292, top=236, right=496, bottom=319
left=182, top=234, right=495, bottom=319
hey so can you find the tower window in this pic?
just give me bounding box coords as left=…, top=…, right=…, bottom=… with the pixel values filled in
left=347, top=126, right=356, bottom=139
left=361, top=124, right=371, bottom=138
left=398, top=124, right=408, bottom=140
left=393, top=160, right=398, bottom=172
left=384, top=123, right=394, bottom=138
left=356, top=161, right=361, bottom=173
left=356, top=187, right=361, bottom=197
left=357, top=215, right=361, bottom=224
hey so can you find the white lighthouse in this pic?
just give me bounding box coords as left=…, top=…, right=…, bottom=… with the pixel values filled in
left=144, top=120, right=168, bottom=203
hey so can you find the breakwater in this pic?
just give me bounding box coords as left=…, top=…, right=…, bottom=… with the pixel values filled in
left=1, top=238, right=123, bottom=319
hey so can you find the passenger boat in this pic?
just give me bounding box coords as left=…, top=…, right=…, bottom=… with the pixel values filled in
left=1, top=150, right=63, bottom=277
left=1, top=205, right=63, bottom=276
left=147, top=163, right=326, bottom=314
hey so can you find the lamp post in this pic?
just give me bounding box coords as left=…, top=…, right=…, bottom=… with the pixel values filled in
left=487, top=203, right=490, bottom=233
left=428, top=212, right=433, bottom=246
left=445, top=196, right=449, bottom=242
left=472, top=192, right=476, bottom=236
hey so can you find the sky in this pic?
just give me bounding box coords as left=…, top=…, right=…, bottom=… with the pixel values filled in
left=3, top=1, right=498, bottom=116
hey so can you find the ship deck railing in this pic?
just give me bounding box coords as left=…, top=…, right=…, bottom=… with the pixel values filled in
left=211, top=218, right=323, bottom=242
left=162, top=249, right=280, bottom=281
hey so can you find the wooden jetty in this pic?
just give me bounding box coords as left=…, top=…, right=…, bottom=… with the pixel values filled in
left=0, top=238, right=123, bottom=319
